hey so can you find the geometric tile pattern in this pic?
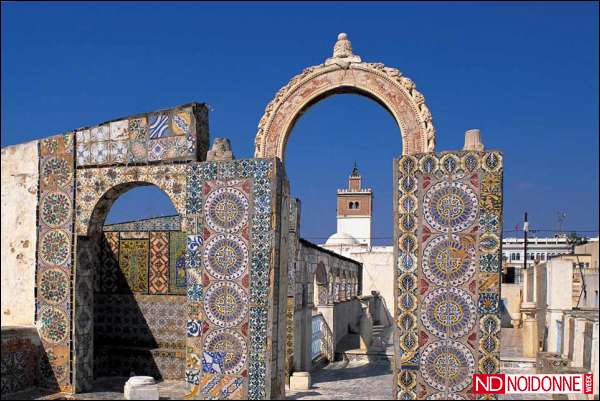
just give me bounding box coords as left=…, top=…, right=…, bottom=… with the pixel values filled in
left=75, top=104, right=209, bottom=168
left=185, top=159, right=284, bottom=400
left=35, top=133, right=75, bottom=393
left=149, top=232, right=170, bottom=294
left=34, top=103, right=208, bottom=394
left=94, top=294, right=187, bottom=350
left=94, top=294, right=187, bottom=379
left=96, top=230, right=189, bottom=296
left=393, top=151, right=503, bottom=400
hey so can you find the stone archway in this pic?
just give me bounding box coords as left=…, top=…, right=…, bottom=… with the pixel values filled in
left=254, top=33, right=435, bottom=160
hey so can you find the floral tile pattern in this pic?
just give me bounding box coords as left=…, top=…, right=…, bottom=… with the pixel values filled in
left=185, top=158, right=284, bottom=400
left=394, top=151, right=503, bottom=400
left=35, top=133, right=75, bottom=393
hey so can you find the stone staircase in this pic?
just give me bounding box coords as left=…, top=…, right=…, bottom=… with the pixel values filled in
left=334, top=324, right=393, bottom=364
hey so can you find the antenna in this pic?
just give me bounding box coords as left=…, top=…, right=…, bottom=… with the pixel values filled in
left=557, top=212, right=567, bottom=236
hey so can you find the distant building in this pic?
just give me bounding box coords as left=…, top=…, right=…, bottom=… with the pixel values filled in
left=502, top=236, right=574, bottom=283
left=321, top=166, right=394, bottom=314
left=335, top=163, right=372, bottom=247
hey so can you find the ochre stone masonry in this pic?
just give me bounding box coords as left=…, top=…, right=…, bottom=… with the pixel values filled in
left=393, top=151, right=503, bottom=399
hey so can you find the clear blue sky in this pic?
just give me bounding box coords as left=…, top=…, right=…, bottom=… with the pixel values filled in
left=2, top=2, right=598, bottom=243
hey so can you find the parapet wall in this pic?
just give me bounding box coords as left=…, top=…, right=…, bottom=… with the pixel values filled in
left=1, top=141, right=39, bottom=326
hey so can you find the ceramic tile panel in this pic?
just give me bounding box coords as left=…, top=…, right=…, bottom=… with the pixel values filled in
left=1, top=328, right=42, bottom=396
left=393, top=151, right=503, bottom=400
left=35, top=133, right=75, bottom=393
left=185, top=158, right=286, bottom=400
left=94, top=294, right=187, bottom=379
left=169, top=232, right=187, bottom=295
left=75, top=103, right=209, bottom=167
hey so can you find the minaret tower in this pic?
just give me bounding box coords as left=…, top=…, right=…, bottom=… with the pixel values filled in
left=336, top=163, right=373, bottom=247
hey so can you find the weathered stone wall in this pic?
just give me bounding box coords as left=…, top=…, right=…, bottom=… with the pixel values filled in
left=1, top=141, right=39, bottom=326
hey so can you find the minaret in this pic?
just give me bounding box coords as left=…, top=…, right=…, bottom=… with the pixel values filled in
left=336, top=163, right=373, bottom=247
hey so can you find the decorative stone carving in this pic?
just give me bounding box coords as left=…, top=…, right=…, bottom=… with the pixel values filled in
left=206, top=138, right=234, bottom=161
left=255, top=33, right=435, bottom=160
left=325, top=32, right=362, bottom=66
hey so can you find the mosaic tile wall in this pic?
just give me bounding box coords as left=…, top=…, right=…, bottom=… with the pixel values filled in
left=1, top=327, right=42, bottom=396
left=96, top=231, right=187, bottom=295
left=32, top=103, right=209, bottom=393
left=35, top=133, right=76, bottom=393
left=92, top=229, right=188, bottom=380
left=184, top=158, right=287, bottom=400
left=393, top=151, right=503, bottom=400
left=75, top=103, right=208, bottom=167
left=94, top=294, right=186, bottom=379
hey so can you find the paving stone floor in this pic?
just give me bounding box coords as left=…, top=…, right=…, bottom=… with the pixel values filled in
left=2, top=377, right=188, bottom=400
left=286, top=360, right=394, bottom=400
left=2, top=330, right=569, bottom=400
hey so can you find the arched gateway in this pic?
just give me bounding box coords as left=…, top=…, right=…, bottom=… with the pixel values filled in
left=254, top=33, right=436, bottom=160
left=6, top=32, right=502, bottom=401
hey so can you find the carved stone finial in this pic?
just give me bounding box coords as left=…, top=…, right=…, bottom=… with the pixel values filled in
left=463, top=129, right=484, bottom=151
left=206, top=138, right=235, bottom=161
left=333, top=32, right=353, bottom=58
left=326, top=32, right=361, bottom=66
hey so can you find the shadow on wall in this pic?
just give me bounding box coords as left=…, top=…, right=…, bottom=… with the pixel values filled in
left=500, top=298, right=514, bottom=329
left=88, top=228, right=188, bottom=381
left=0, top=327, right=59, bottom=397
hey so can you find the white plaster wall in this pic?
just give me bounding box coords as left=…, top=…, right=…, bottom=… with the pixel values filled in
left=351, top=248, right=395, bottom=318
left=1, top=141, right=39, bottom=326
left=547, top=260, right=573, bottom=310
left=501, top=283, right=522, bottom=326
left=337, top=217, right=371, bottom=246
left=580, top=272, right=599, bottom=308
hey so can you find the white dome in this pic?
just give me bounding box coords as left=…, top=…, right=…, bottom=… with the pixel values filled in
left=325, top=232, right=359, bottom=246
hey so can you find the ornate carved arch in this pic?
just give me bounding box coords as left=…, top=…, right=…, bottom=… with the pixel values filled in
left=254, top=33, right=435, bottom=160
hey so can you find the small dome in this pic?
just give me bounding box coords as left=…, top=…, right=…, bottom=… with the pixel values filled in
left=325, top=232, right=359, bottom=246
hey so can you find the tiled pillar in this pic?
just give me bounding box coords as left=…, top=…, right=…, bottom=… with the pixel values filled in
left=393, top=151, right=503, bottom=399
left=184, top=159, right=286, bottom=400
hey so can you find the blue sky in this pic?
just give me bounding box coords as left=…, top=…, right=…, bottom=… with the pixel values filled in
left=2, top=2, right=598, bottom=243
